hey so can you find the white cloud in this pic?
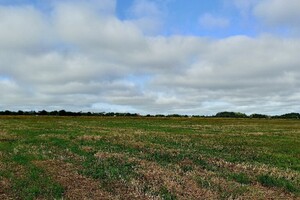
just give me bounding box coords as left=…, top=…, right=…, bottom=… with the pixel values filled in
left=129, top=0, right=162, bottom=18
left=0, top=1, right=300, bottom=115
left=254, top=0, right=300, bottom=26
left=53, top=1, right=144, bottom=50
left=199, top=13, right=230, bottom=29
left=228, top=0, right=258, bottom=18
left=253, top=0, right=300, bottom=29
left=0, top=5, right=50, bottom=49
left=150, top=35, right=300, bottom=114
left=126, top=0, right=164, bottom=34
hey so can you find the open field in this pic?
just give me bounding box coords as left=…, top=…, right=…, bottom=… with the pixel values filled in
left=0, top=116, right=299, bottom=199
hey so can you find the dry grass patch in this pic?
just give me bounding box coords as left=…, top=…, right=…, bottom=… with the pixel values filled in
left=38, top=134, right=69, bottom=140
left=90, top=151, right=216, bottom=199
left=94, top=152, right=125, bottom=159
left=190, top=168, right=295, bottom=200
left=241, top=183, right=297, bottom=200
left=77, top=135, right=103, bottom=141
left=0, top=178, right=12, bottom=200
left=80, top=145, right=94, bottom=152
left=0, top=131, right=17, bottom=142
left=34, top=160, right=113, bottom=200
left=204, top=156, right=300, bottom=181
left=0, top=163, right=39, bottom=199
left=189, top=160, right=299, bottom=199
left=134, top=158, right=218, bottom=199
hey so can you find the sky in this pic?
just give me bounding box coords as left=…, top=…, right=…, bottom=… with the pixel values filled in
left=0, top=0, right=300, bottom=115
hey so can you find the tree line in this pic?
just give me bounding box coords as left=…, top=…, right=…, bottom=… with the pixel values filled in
left=0, top=110, right=299, bottom=119
left=0, top=110, right=139, bottom=117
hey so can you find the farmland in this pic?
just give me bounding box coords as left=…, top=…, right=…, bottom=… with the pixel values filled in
left=0, top=116, right=299, bottom=199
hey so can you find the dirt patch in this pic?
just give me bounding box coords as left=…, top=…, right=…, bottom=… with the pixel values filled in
left=34, top=160, right=113, bottom=200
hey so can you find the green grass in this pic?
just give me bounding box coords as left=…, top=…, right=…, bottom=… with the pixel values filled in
left=257, top=174, right=300, bottom=194
left=12, top=166, right=64, bottom=200
left=159, top=186, right=177, bottom=200
left=228, top=172, right=251, bottom=185
left=195, top=175, right=249, bottom=199
left=0, top=116, right=299, bottom=199
left=195, top=176, right=211, bottom=189
left=82, top=155, right=138, bottom=190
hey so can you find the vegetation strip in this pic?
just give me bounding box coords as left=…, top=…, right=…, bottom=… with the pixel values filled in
left=0, top=116, right=299, bottom=199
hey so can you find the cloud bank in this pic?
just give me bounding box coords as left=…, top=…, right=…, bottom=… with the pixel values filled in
left=0, top=0, right=300, bottom=115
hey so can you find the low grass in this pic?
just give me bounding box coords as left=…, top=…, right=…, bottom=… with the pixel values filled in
left=257, top=174, right=300, bottom=194
left=228, top=172, right=251, bottom=185
left=11, top=165, right=64, bottom=200
left=0, top=116, right=299, bottom=199
left=82, top=155, right=138, bottom=191
left=159, top=186, right=177, bottom=200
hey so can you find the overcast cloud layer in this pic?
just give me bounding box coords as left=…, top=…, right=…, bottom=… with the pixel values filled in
left=1, top=0, right=300, bottom=115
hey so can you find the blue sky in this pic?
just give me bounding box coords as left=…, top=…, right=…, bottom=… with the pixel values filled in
left=0, top=0, right=258, bottom=37
left=117, top=0, right=256, bottom=37
left=117, top=0, right=225, bottom=34
left=0, top=0, right=296, bottom=35
left=0, top=0, right=300, bottom=115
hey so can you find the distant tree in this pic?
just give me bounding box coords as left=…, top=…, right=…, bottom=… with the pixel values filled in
left=4, top=110, right=11, bottom=115
left=105, top=112, right=115, bottom=116
left=58, top=110, right=66, bottom=116
left=86, top=112, right=92, bottom=116
left=17, top=110, right=24, bottom=115
left=38, top=110, right=48, bottom=115
left=280, top=113, right=300, bottom=119
left=49, top=110, right=58, bottom=116
left=250, top=114, right=269, bottom=119
left=215, top=111, right=248, bottom=118
left=167, top=114, right=181, bottom=117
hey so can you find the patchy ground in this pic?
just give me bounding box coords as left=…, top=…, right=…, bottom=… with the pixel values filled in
left=34, top=160, right=113, bottom=200
left=0, top=116, right=299, bottom=199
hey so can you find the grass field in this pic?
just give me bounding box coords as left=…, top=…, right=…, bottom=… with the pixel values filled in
left=0, top=116, right=299, bottom=199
